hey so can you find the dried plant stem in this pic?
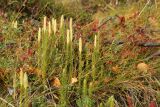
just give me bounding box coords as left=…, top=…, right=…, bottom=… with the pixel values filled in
left=0, top=97, right=15, bottom=107
left=138, top=0, right=151, bottom=18
left=13, top=72, right=17, bottom=100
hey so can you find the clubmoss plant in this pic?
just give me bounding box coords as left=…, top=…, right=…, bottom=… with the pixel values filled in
left=82, top=78, right=87, bottom=99
left=48, top=21, right=51, bottom=37
left=19, top=69, right=23, bottom=107
left=59, top=15, right=65, bottom=51
left=12, top=21, right=17, bottom=29
left=105, top=96, right=116, bottom=107
left=51, top=18, right=57, bottom=35
left=77, top=78, right=94, bottom=107
left=98, top=103, right=103, bottom=107
left=59, top=69, right=68, bottom=106
left=38, top=27, right=41, bottom=68
left=92, top=34, right=100, bottom=81
left=23, top=72, right=29, bottom=107
left=38, top=16, right=55, bottom=85
left=60, top=15, right=64, bottom=29
left=43, top=16, right=47, bottom=32
left=19, top=69, right=29, bottom=107
left=78, top=37, right=82, bottom=87
left=69, top=18, right=74, bottom=82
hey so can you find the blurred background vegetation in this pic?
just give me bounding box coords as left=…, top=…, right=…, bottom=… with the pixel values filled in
left=0, top=0, right=157, bottom=21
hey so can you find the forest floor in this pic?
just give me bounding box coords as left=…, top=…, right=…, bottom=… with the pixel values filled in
left=0, top=1, right=160, bottom=107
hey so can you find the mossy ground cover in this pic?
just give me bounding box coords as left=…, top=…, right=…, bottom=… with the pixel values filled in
left=0, top=0, right=160, bottom=107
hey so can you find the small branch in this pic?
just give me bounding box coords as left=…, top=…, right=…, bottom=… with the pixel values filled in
left=97, top=16, right=116, bottom=29
left=145, top=50, right=160, bottom=60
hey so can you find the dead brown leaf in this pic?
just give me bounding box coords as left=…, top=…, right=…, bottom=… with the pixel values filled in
left=50, top=77, right=61, bottom=88
left=137, top=62, right=149, bottom=73
left=71, top=77, right=78, bottom=84
left=111, top=65, right=120, bottom=74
